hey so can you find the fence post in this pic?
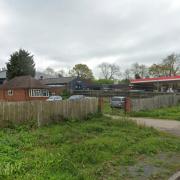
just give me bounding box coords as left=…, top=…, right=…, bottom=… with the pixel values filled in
left=98, top=97, right=103, bottom=113
left=37, top=101, right=43, bottom=127
left=125, top=96, right=131, bottom=114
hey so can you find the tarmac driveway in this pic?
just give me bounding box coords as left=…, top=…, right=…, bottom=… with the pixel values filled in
left=131, top=117, right=180, bottom=137
left=107, top=115, right=180, bottom=137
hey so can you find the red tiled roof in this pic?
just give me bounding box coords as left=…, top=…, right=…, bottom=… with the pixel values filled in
left=131, top=76, right=180, bottom=84
left=0, top=75, right=49, bottom=89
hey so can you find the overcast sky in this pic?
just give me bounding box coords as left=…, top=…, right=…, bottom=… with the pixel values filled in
left=1, top=0, right=180, bottom=76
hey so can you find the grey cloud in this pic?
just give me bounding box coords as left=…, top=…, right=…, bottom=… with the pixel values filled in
left=0, top=0, right=180, bottom=73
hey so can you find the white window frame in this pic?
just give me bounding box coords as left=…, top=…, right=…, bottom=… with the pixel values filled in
left=8, top=90, right=13, bottom=96
left=29, top=89, right=49, bottom=97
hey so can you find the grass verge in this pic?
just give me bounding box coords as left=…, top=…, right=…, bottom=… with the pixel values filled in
left=130, top=105, right=180, bottom=121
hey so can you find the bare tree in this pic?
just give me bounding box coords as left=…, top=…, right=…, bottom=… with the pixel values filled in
left=139, top=64, right=149, bottom=78
left=149, top=53, right=180, bottom=77
left=131, top=63, right=148, bottom=78
left=162, top=53, right=180, bottom=76
left=131, top=63, right=139, bottom=76
left=123, top=68, right=131, bottom=80
left=98, top=63, right=121, bottom=80
left=44, top=67, right=55, bottom=76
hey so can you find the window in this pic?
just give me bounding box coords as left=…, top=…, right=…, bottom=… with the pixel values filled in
left=29, top=89, right=49, bottom=97
left=8, top=90, right=13, bottom=96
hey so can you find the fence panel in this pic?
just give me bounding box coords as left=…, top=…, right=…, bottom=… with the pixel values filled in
left=131, top=94, right=180, bottom=112
left=0, top=98, right=98, bottom=127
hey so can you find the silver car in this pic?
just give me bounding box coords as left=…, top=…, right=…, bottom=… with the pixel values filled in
left=46, top=96, right=63, bottom=101
left=110, top=96, right=125, bottom=108
left=68, top=95, right=85, bottom=100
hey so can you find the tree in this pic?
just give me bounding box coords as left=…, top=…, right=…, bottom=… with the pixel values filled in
left=6, top=49, right=35, bottom=80
left=149, top=64, right=163, bottom=77
left=148, top=53, right=180, bottom=77
left=44, top=67, right=55, bottom=76
left=69, top=64, right=94, bottom=79
left=131, top=63, right=140, bottom=78
left=135, top=73, right=141, bottom=79
left=131, top=63, right=148, bottom=79
left=123, top=69, right=131, bottom=80
left=57, top=69, right=65, bottom=77
left=162, top=53, right=180, bottom=76
left=139, top=64, right=148, bottom=78
left=98, top=63, right=121, bottom=80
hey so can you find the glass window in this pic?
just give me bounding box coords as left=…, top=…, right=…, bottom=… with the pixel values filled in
left=29, top=89, right=49, bottom=97
left=8, top=90, right=13, bottom=96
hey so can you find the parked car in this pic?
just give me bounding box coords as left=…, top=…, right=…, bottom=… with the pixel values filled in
left=85, top=96, right=94, bottom=100
left=46, top=96, right=63, bottom=101
left=110, top=96, right=126, bottom=108
left=68, top=95, right=85, bottom=100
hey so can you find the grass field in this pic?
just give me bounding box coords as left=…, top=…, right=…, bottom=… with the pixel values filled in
left=0, top=115, right=180, bottom=179
left=130, top=105, right=180, bottom=121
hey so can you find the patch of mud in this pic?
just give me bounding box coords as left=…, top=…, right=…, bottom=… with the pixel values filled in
left=120, top=153, right=180, bottom=180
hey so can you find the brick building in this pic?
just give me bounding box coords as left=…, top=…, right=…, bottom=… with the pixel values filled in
left=0, top=76, right=49, bottom=101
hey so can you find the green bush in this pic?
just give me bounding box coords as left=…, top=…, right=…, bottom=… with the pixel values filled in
left=62, top=89, right=71, bottom=99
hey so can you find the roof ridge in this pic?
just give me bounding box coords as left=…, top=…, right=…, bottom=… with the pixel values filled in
left=0, top=75, right=48, bottom=89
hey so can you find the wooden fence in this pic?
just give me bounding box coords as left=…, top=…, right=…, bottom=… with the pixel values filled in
left=73, top=90, right=180, bottom=98
left=0, top=98, right=98, bottom=127
left=131, top=94, right=180, bottom=112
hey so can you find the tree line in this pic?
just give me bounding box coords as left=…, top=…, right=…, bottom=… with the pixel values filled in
left=4, top=49, right=180, bottom=83
left=129, top=54, right=180, bottom=79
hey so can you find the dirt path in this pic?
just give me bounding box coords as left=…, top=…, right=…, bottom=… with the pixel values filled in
left=106, top=115, right=180, bottom=137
